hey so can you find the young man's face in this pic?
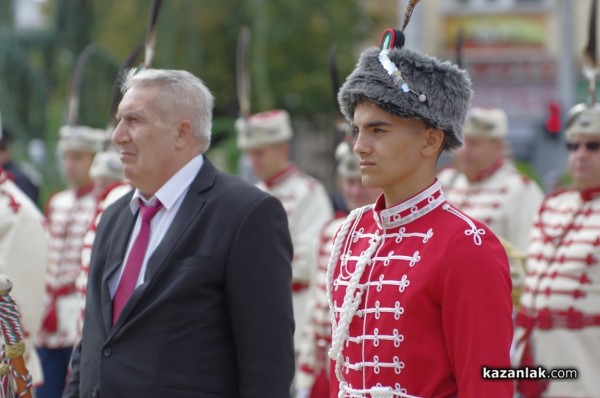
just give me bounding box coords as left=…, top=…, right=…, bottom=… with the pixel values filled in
left=62, top=150, right=94, bottom=189
left=352, top=101, right=429, bottom=196
left=567, top=134, right=600, bottom=190
left=462, top=136, right=504, bottom=179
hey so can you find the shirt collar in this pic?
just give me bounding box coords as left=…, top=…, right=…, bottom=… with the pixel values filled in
left=130, top=154, right=204, bottom=214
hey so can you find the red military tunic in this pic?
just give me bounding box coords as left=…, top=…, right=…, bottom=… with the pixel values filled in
left=328, top=181, right=513, bottom=398
left=515, top=187, right=600, bottom=397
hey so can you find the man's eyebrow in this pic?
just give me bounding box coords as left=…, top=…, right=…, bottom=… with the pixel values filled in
left=361, top=121, right=393, bottom=129
left=116, top=110, right=143, bottom=120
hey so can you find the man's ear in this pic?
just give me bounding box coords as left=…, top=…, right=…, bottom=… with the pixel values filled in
left=422, top=127, right=444, bottom=157
left=174, top=120, right=194, bottom=150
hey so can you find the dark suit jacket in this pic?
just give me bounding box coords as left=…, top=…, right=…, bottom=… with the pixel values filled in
left=63, top=160, right=295, bottom=398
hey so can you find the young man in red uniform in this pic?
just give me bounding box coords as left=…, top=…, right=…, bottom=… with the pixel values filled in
left=327, top=28, right=514, bottom=398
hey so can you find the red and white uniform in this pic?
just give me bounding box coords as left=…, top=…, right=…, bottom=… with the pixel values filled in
left=328, top=181, right=513, bottom=398
left=439, top=160, right=544, bottom=251
left=37, top=185, right=96, bottom=349
left=76, top=181, right=132, bottom=335
left=297, top=212, right=347, bottom=396
left=0, top=168, right=47, bottom=385
left=258, top=164, right=333, bottom=348
left=514, top=187, right=600, bottom=397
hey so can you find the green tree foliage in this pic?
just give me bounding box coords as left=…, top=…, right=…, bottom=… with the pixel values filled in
left=92, top=0, right=367, bottom=116
left=91, top=0, right=368, bottom=174
left=1, top=0, right=369, bottom=199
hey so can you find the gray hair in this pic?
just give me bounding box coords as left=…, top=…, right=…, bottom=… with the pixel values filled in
left=121, top=69, right=214, bottom=151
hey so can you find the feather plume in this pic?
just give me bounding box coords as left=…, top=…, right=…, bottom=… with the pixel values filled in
left=144, top=0, right=164, bottom=68
left=329, top=43, right=352, bottom=137
left=236, top=26, right=252, bottom=118
left=455, top=26, right=464, bottom=69
left=107, top=43, right=144, bottom=131
left=564, top=103, right=588, bottom=131
left=402, top=0, right=423, bottom=31
left=67, top=43, right=96, bottom=126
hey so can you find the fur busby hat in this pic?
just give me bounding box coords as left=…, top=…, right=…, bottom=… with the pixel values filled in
left=57, top=125, right=107, bottom=154
left=338, top=30, right=472, bottom=151
left=463, top=107, right=508, bottom=139
left=565, top=104, right=600, bottom=139
left=335, top=140, right=360, bottom=178
left=565, top=0, right=600, bottom=139
left=236, top=109, right=294, bottom=150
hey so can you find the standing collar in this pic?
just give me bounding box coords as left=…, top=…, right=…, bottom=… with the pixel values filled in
left=470, top=158, right=504, bottom=183
left=74, top=183, right=94, bottom=198
left=130, top=154, right=204, bottom=214
left=264, top=163, right=297, bottom=189
left=373, top=179, right=445, bottom=229
left=580, top=185, right=600, bottom=202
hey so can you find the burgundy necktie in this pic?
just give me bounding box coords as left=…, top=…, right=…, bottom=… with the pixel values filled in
left=112, top=200, right=162, bottom=324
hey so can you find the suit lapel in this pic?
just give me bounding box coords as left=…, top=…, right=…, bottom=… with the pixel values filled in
left=109, top=160, right=217, bottom=334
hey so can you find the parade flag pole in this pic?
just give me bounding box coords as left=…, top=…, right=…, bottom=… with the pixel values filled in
left=0, top=275, right=32, bottom=398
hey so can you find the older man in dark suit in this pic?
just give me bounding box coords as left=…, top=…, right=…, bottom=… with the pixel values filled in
left=63, top=69, right=295, bottom=398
